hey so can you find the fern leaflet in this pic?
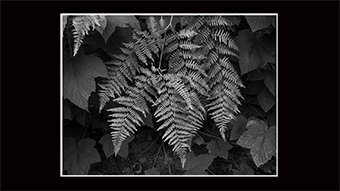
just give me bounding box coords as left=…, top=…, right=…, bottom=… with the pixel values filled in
left=71, top=15, right=102, bottom=57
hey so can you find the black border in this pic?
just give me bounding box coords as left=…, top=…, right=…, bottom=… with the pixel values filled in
left=1, top=1, right=339, bottom=191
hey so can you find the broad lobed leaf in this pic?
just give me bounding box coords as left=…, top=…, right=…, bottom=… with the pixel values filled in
left=63, top=137, right=101, bottom=175
left=237, top=118, right=276, bottom=167
left=63, top=50, right=108, bottom=112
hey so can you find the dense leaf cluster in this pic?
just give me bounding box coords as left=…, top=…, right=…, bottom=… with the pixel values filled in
left=97, top=16, right=243, bottom=167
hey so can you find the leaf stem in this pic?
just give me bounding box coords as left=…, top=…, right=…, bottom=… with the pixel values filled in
left=240, top=100, right=260, bottom=106
left=157, top=15, right=173, bottom=71
left=158, top=38, right=165, bottom=70
left=164, top=15, right=174, bottom=31
left=198, top=131, right=221, bottom=140
left=232, top=160, right=242, bottom=173
left=82, top=126, right=87, bottom=139
left=266, top=111, right=270, bottom=124
left=206, top=168, right=215, bottom=175
left=162, top=143, right=172, bottom=175
left=67, top=32, right=73, bottom=57
left=138, top=135, right=160, bottom=157
left=153, top=141, right=163, bottom=167
left=204, top=126, right=213, bottom=134
left=82, top=114, right=90, bottom=139
left=246, top=103, right=265, bottom=120
left=99, top=128, right=109, bottom=134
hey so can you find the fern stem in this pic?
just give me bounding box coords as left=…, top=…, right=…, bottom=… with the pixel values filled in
left=138, top=135, right=160, bottom=157
left=164, top=15, right=174, bottom=31
left=162, top=143, right=172, bottom=175
left=153, top=141, right=163, bottom=167
left=158, top=37, right=166, bottom=70
left=156, top=15, right=174, bottom=73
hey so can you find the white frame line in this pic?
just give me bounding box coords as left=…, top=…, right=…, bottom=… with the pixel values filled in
left=60, top=13, right=278, bottom=177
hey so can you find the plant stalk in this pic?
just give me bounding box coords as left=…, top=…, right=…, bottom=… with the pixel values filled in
left=138, top=135, right=160, bottom=157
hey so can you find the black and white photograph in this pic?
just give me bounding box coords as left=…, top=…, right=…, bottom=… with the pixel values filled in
left=2, top=0, right=339, bottom=190
left=61, top=14, right=277, bottom=176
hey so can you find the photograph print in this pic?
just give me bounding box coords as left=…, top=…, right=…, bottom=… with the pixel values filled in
left=61, top=14, right=277, bottom=176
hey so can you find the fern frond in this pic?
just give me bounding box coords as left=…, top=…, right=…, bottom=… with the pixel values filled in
left=133, top=42, right=148, bottom=65
left=98, top=84, right=111, bottom=112
left=159, top=16, right=166, bottom=29
left=71, top=15, right=102, bottom=57
left=206, top=50, right=219, bottom=67
left=180, top=50, right=206, bottom=60
left=165, top=32, right=177, bottom=45
left=206, top=55, right=243, bottom=140
left=153, top=75, right=205, bottom=168
left=177, top=16, right=244, bottom=141
left=206, top=16, right=232, bottom=27
left=168, top=48, right=180, bottom=59
left=72, top=31, right=84, bottom=57
left=207, top=60, right=221, bottom=80
left=164, top=41, right=179, bottom=54
left=183, top=60, right=206, bottom=76
left=114, top=88, right=149, bottom=116
left=194, top=26, right=211, bottom=43
left=202, top=38, right=215, bottom=51
left=147, top=38, right=160, bottom=54
left=112, top=54, right=126, bottom=61
left=146, top=16, right=169, bottom=35
left=217, top=44, right=239, bottom=58
left=154, top=100, right=193, bottom=167
left=165, top=75, right=192, bottom=109
left=108, top=105, right=144, bottom=155
left=99, top=15, right=244, bottom=169
left=108, top=82, right=153, bottom=155
left=98, top=64, right=130, bottom=113
left=135, top=68, right=158, bottom=104
left=140, top=38, right=154, bottom=62
left=185, top=71, right=210, bottom=96
left=124, top=51, right=140, bottom=78
left=131, top=30, right=162, bottom=68
left=122, top=42, right=135, bottom=50
left=182, top=16, right=205, bottom=30
left=189, top=91, right=206, bottom=117
left=147, top=16, right=159, bottom=33
left=99, top=40, right=149, bottom=114
left=211, top=29, right=239, bottom=51
left=178, top=29, right=197, bottom=39
left=179, top=41, right=201, bottom=50
left=98, top=81, right=121, bottom=113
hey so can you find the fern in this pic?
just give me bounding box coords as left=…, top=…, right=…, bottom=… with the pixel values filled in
left=205, top=15, right=233, bottom=27
left=153, top=74, right=203, bottom=167
left=71, top=15, right=102, bottom=57
left=191, top=16, right=244, bottom=141
left=98, top=15, right=243, bottom=168
left=147, top=16, right=159, bottom=33
left=108, top=95, right=145, bottom=155
left=98, top=26, right=162, bottom=156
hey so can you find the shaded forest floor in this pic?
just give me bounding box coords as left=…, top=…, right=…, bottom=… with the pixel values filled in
left=64, top=125, right=276, bottom=175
